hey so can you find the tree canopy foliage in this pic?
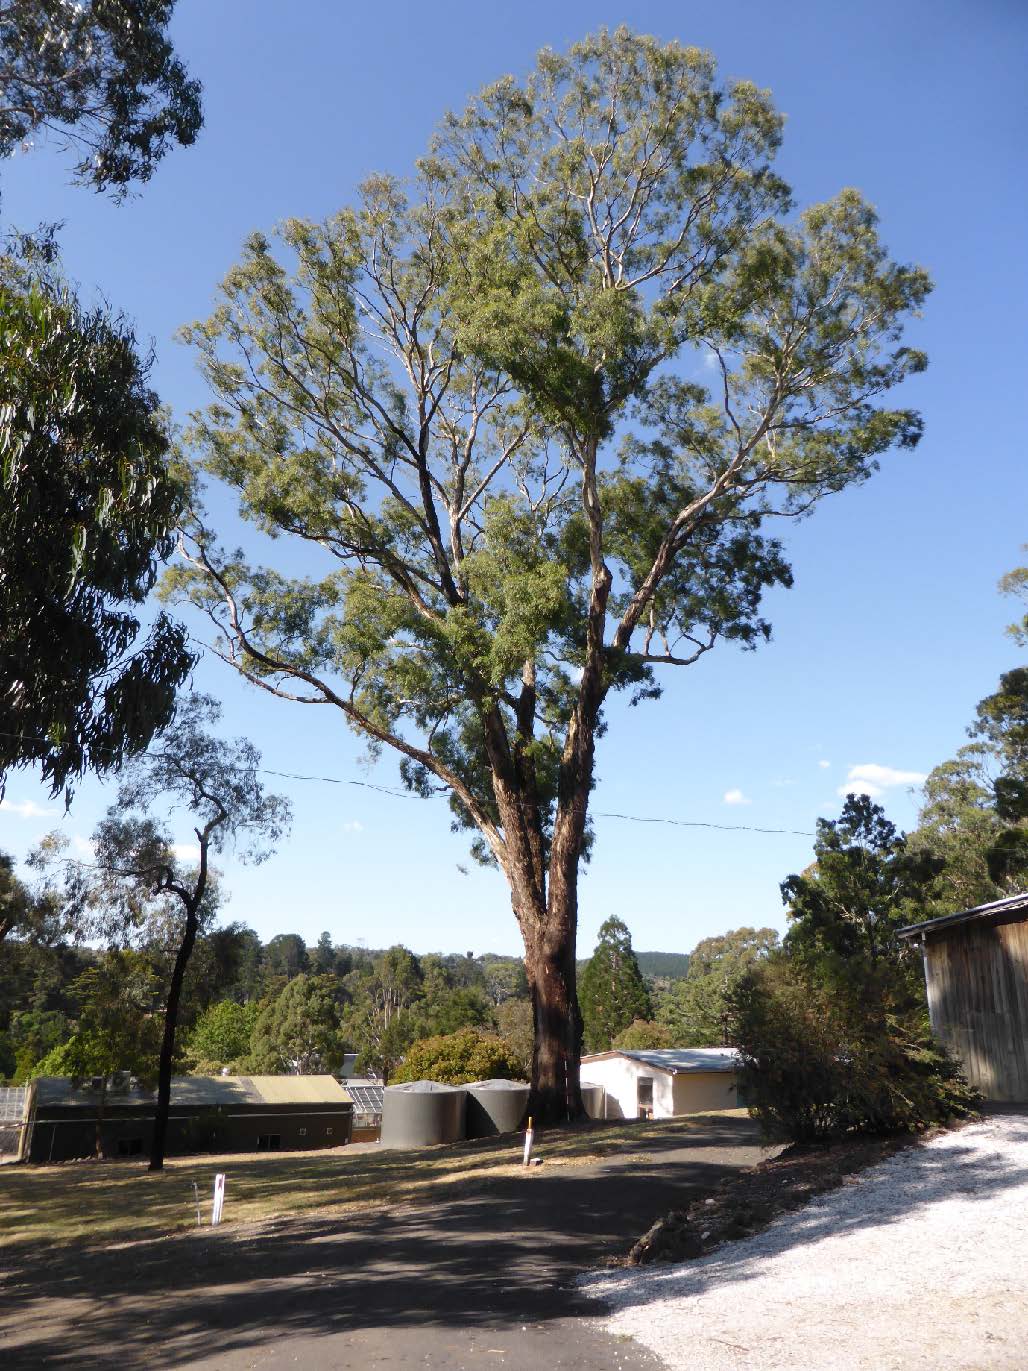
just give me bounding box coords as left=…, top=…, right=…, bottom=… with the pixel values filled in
left=391, top=1027, right=524, bottom=1086
left=579, top=915, right=651, bottom=1052
left=250, top=973, right=343, bottom=1075
left=783, top=795, right=940, bottom=965
left=0, top=256, right=194, bottom=801
left=611, top=1018, right=672, bottom=1050
left=655, top=925, right=778, bottom=1046
left=0, top=0, right=202, bottom=196
left=730, top=795, right=978, bottom=1142
left=999, top=550, right=1027, bottom=648
left=911, top=667, right=1028, bottom=911
left=167, top=28, right=930, bottom=1119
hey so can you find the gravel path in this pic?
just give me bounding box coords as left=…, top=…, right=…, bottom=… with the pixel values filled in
left=583, top=1115, right=1028, bottom=1371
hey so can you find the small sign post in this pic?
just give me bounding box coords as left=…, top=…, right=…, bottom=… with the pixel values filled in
left=522, top=1116, right=534, bottom=1167
left=211, top=1172, right=226, bottom=1226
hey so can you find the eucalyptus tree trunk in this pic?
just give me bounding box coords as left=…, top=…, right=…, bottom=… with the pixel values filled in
left=150, top=829, right=216, bottom=1173
left=149, top=898, right=200, bottom=1172
left=521, top=905, right=583, bottom=1123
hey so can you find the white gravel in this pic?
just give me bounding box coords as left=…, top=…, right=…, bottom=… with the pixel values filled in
left=582, top=1116, right=1028, bottom=1371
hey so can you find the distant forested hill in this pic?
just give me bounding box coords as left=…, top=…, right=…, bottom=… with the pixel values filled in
left=575, top=950, right=690, bottom=980
left=634, top=951, right=690, bottom=980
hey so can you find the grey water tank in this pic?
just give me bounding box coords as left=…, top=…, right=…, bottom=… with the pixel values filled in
left=381, top=1080, right=467, bottom=1148
left=465, top=1079, right=530, bottom=1138
left=581, top=1083, right=605, bottom=1118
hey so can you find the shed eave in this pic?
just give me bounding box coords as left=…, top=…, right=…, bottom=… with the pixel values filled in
left=898, top=891, right=1028, bottom=941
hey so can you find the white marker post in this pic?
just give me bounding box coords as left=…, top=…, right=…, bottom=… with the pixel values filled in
left=211, top=1172, right=226, bottom=1226
left=522, top=1116, right=534, bottom=1167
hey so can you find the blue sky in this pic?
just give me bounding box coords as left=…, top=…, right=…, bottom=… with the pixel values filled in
left=1, top=1, right=1025, bottom=959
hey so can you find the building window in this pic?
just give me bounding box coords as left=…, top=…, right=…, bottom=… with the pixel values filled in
left=257, top=1134, right=281, bottom=1150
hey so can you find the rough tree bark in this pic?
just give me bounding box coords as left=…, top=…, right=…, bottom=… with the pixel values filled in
left=149, top=818, right=220, bottom=1173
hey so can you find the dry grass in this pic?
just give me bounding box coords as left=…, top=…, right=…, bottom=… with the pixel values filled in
left=0, top=1111, right=748, bottom=1253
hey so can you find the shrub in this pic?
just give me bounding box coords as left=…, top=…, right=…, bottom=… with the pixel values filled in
left=612, top=1019, right=673, bottom=1050
left=184, top=1000, right=259, bottom=1072
left=392, top=1028, right=525, bottom=1086
left=728, top=954, right=979, bottom=1141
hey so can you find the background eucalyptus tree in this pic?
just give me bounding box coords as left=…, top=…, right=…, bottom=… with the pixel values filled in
left=0, top=0, right=202, bottom=197
left=35, top=694, right=289, bottom=1169
left=167, top=29, right=931, bottom=1120
left=0, top=260, right=195, bottom=800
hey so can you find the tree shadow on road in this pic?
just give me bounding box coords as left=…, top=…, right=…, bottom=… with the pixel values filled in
left=6, top=1115, right=1023, bottom=1370
left=0, top=1117, right=765, bottom=1369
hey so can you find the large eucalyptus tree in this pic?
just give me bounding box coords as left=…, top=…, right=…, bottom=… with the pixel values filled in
left=168, top=29, right=930, bottom=1121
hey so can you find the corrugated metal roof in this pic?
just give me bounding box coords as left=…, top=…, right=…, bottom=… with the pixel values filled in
left=249, top=1075, right=349, bottom=1104
left=581, top=1048, right=740, bottom=1075
left=897, top=891, right=1028, bottom=940
left=33, top=1074, right=351, bottom=1109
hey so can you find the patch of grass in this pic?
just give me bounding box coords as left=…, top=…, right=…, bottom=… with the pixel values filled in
left=0, top=1111, right=749, bottom=1253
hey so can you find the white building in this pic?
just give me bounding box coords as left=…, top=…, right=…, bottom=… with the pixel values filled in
left=580, top=1047, right=742, bottom=1119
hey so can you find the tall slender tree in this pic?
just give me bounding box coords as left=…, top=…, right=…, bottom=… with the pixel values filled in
left=35, top=695, right=289, bottom=1169
left=167, top=29, right=931, bottom=1120
left=579, top=915, right=651, bottom=1053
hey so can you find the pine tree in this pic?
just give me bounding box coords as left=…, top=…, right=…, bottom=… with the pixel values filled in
left=579, top=918, right=651, bottom=1053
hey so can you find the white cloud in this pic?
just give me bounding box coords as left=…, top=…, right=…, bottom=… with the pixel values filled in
left=723, top=788, right=751, bottom=806
left=71, top=835, right=95, bottom=858
left=837, top=762, right=926, bottom=799
left=818, top=760, right=831, bottom=770
left=343, top=820, right=364, bottom=833
left=0, top=798, right=57, bottom=819
left=171, top=842, right=201, bottom=863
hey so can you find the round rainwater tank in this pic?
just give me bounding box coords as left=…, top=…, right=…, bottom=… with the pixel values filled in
left=581, top=1083, right=605, bottom=1119
left=465, top=1079, right=530, bottom=1138
left=381, top=1080, right=467, bottom=1148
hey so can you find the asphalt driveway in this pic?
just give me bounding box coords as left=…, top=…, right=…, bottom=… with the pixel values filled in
left=0, top=1113, right=768, bottom=1370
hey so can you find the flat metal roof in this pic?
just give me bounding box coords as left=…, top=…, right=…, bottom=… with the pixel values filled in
left=581, top=1047, right=740, bottom=1075
left=33, top=1074, right=351, bottom=1108
left=897, top=891, right=1028, bottom=940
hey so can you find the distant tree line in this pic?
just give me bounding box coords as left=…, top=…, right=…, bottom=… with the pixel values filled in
left=0, top=919, right=535, bottom=1090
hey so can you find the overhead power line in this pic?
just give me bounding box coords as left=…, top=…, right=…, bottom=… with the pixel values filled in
left=0, top=732, right=815, bottom=838
left=259, top=765, right=815, bottom=836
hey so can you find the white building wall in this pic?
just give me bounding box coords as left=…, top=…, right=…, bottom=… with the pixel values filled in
left=671, top=1070, right=740, bottom=1114
left=579, top=1056, right=675, bottom=1118
left=580, top=1057, right=741, bottom=1119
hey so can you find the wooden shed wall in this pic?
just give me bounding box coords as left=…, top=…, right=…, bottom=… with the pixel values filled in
left=923, top=914, right=1028, bottom=1102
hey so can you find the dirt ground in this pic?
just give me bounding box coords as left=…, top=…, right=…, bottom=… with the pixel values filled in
left=0, top=1112, right=768, bottom=1370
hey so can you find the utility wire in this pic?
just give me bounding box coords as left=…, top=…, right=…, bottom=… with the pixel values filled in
left=260, top=765, right=815, bottom=836
left=1, top=732, right=815, bottom=838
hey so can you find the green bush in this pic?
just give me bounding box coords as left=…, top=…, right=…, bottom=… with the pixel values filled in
left=392, top=1028, right=525, bottom=1086
left=728, top=955, right=979, bottom=1142
left=184, top=1000, right=259, bottom=1072
left=612, top=1019, right=673, bottom=1050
